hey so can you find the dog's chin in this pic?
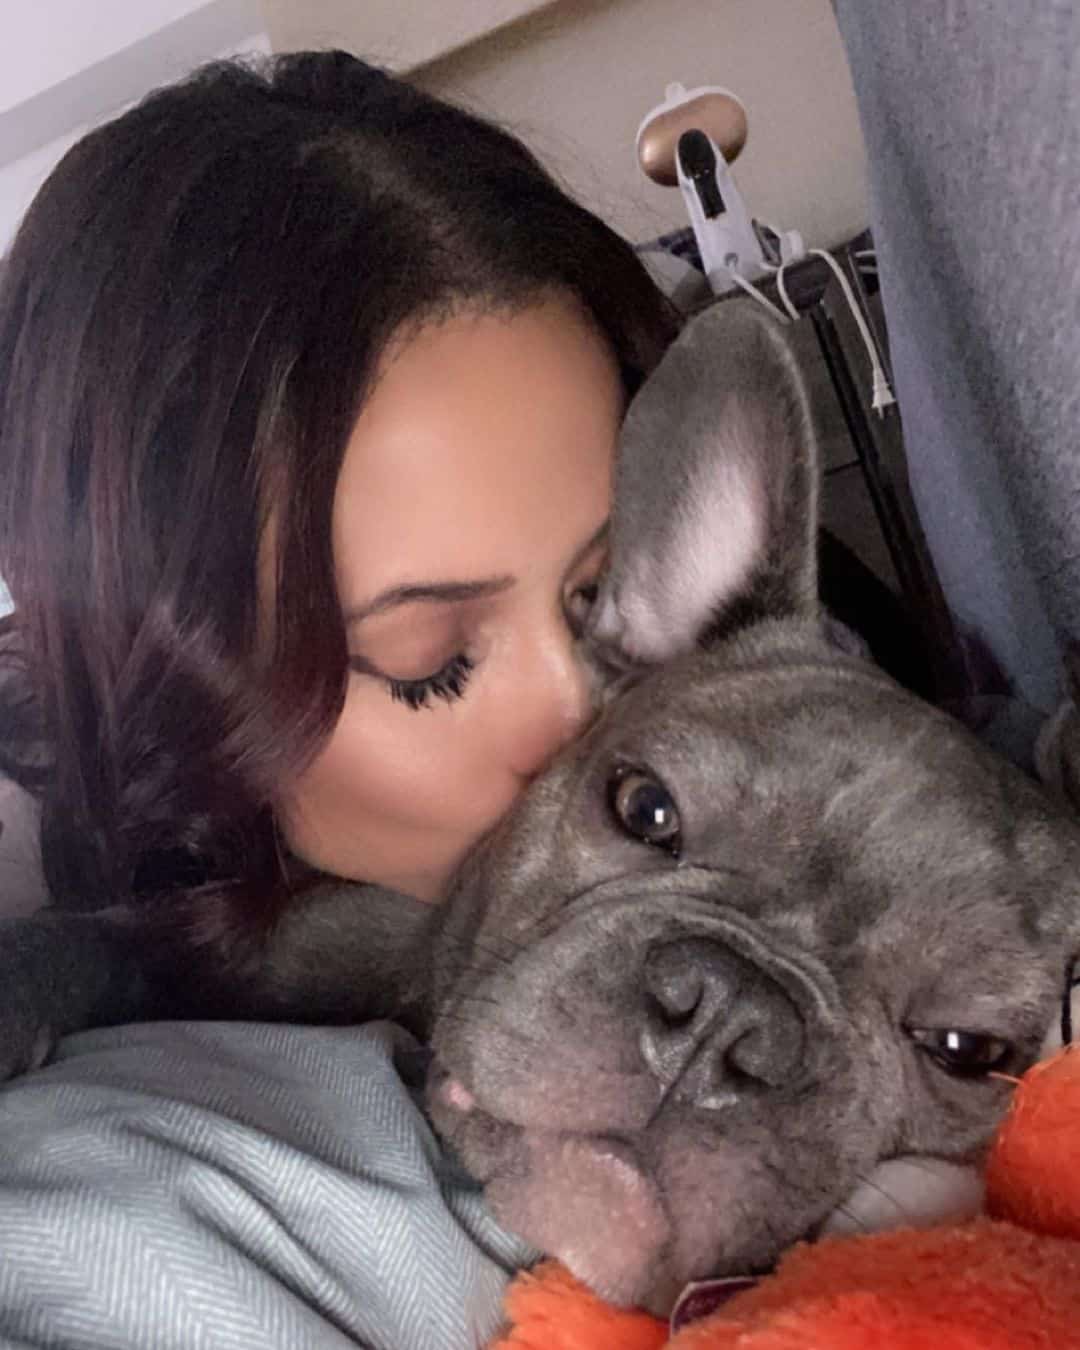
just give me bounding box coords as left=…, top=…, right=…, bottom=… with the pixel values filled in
left=429, top=1069, right=680, bottom=1309
left=487, top=1130, right=681, bottom=1312
left=430, top=1071, right=777, bottom=1313
left=430, top=1071, right=987, bottom=1317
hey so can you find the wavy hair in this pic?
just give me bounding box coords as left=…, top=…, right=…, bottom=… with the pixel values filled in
left=0, top=52, right=677, bottom=953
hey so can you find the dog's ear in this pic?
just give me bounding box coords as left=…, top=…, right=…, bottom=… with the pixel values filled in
left=590, top=300, right=819, bottom=665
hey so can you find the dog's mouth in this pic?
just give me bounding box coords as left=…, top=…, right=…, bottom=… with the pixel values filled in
left=431, top=1066, right=679, bottom=1309
left=429, top=1066, right=987, bottom=1315
left=431, top=1064, right=779, bottom=1311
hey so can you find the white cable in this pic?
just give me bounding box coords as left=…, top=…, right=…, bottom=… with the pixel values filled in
left=714, top=265, right=793, bottom=325
left=775, top=260, right=800, bottom=323
left=808, top=248, right=896, bottom=417
left=711, top=242, right=897, bottom=418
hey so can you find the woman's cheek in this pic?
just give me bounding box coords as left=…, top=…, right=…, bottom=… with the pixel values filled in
left=335, top=679, right=520, bottom=831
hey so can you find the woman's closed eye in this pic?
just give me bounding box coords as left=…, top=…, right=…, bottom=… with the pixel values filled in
left=353, top=651, right=475, bottom=711
left=387, top=651, right=475, bottom=710
left=347, top=540, right=608, bottom=713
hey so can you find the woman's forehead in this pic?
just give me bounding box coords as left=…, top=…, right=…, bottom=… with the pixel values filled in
left=333, top=297, right=622, bottom=605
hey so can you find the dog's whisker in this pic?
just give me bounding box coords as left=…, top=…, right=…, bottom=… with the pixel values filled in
left=429, top=931, right=520, bottom=972
left=443, top=923, right=533, bottom=963
left=898, top=1156, right=982, bottom=1185
left=852, top=1171, right=914, bottom=1224
left=430, top=1007, right=551, bottom=1068
left=829, top=1202, right=872, bottom=1236
left=433, top=996, right=508, bottom=1030
left=892, top=1157, right=945, bottom=1179
left=450, top=995, right=505, bottom=1018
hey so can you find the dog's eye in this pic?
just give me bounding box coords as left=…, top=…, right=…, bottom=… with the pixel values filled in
left=608, top=769, right=681, bottom=856
left=909, top=1027, right=1012, bottom=1078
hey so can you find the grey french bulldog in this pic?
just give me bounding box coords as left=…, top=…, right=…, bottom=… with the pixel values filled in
left=3, top=302, right=1080, bottom=1312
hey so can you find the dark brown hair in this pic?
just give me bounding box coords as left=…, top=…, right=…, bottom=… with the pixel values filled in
left=0, top=51, right=677, bottom=949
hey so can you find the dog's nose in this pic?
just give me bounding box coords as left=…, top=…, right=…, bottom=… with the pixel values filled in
left=640, top=937, right=806, bottom=1106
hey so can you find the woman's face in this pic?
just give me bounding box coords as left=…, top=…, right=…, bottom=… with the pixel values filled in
left=278, top=295, right=623, bottom=901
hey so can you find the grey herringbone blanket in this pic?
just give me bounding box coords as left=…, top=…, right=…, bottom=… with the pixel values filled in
left=0, top=1019, right=537, bottom=1348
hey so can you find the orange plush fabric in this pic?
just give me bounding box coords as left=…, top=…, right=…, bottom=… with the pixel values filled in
left=489, top=1046, right=1080, bottom=1350
left=492, top=1261, right=667, bottom=1350
left=667, top=1220, right=1080, bottom=1349
left=986, top=1044, right=1080, bottom=1239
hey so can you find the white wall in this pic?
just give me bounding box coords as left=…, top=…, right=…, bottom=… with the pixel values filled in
left=415, top=0, right=867, bottom=251
left=1, top=0, right=231, bottom=115
left=264, top=0, right=554, bottom=74
left=0, top=0, right=269, bottom=250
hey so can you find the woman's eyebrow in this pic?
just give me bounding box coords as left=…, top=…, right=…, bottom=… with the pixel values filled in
left=345, top=577, right=514, bottom=625
left=344, top=518, right=610, bottom=626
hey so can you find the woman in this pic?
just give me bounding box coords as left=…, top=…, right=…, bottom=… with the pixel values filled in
left=0, top=51, right=676, bottom=919
left=0, top=51, right=676, bottom=1348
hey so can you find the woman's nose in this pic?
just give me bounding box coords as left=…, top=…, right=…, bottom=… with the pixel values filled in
left=508, top=627, right=596, bottom=781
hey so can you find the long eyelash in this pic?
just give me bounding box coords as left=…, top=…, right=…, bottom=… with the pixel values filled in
left=388, top=653, right=475, bottom=711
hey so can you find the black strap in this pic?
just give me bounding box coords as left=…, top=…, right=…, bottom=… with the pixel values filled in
left=1062, top=955, right=1077, bottom=1046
